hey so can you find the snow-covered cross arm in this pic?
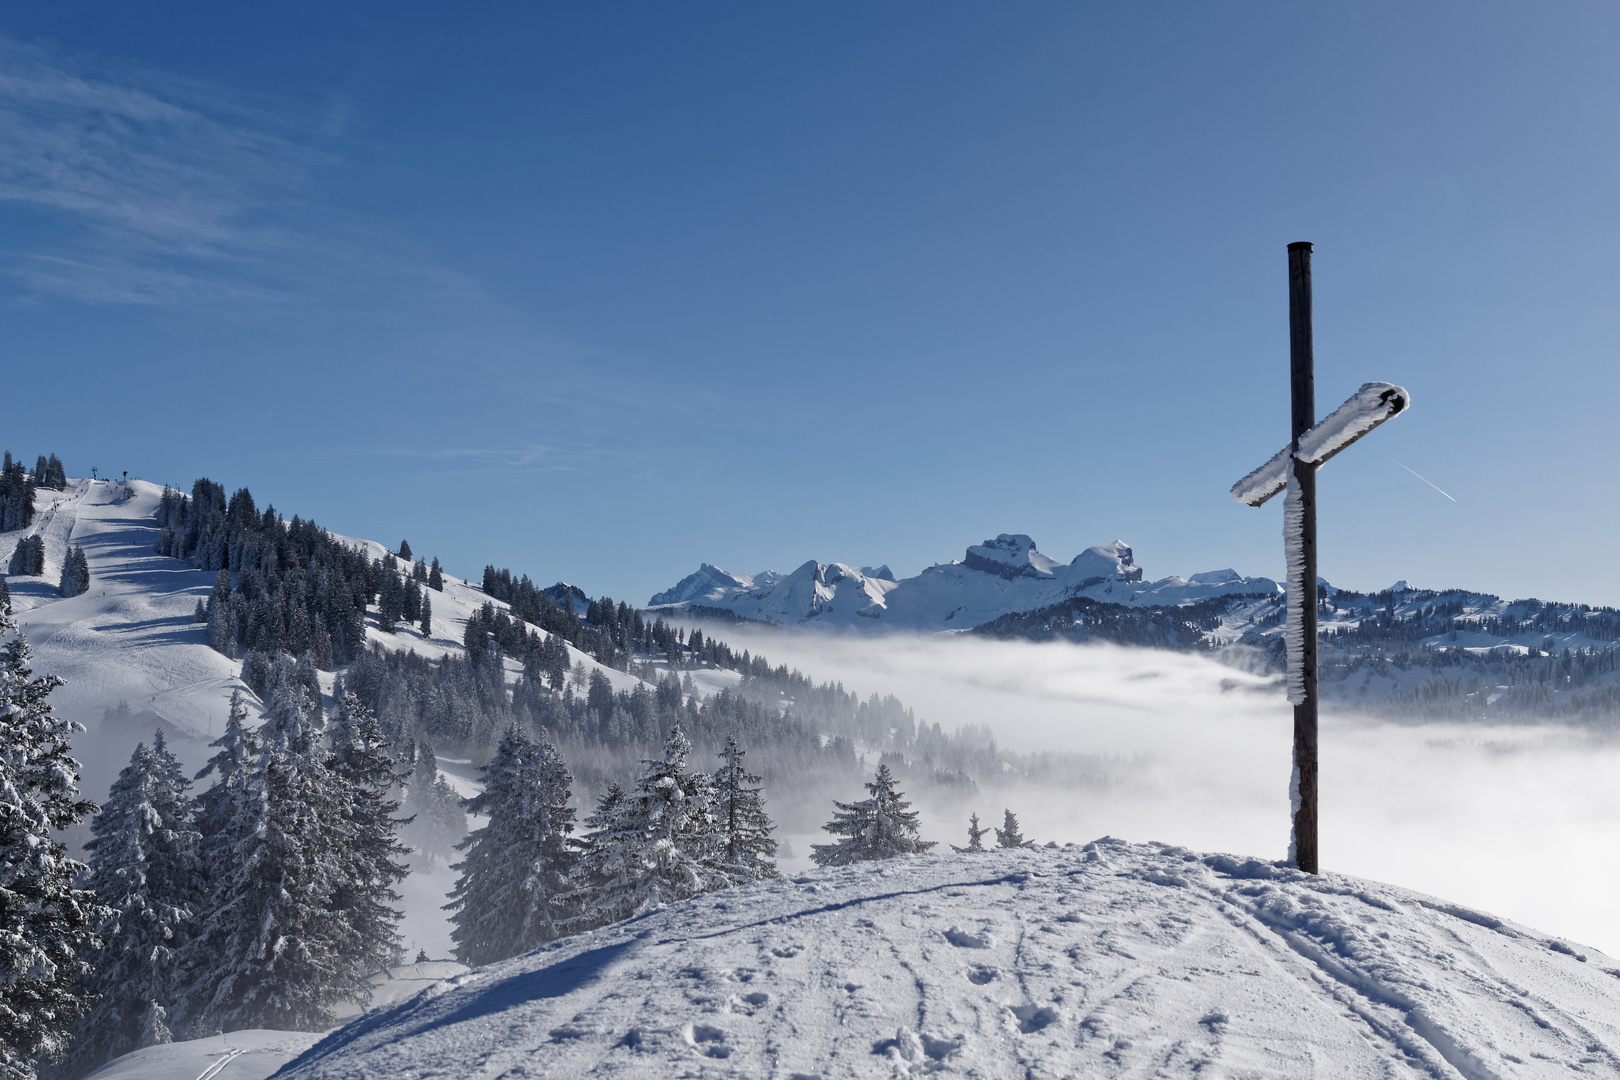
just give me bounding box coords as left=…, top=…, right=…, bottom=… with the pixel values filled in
left=1229, top=382, right=1410, bottom=507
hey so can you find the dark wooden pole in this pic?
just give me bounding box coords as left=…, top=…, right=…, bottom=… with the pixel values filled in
left=1288, top=240, right=1319, bottom=874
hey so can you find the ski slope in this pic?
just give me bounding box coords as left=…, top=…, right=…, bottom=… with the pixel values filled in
left=277, top=839, right=1620, bottom=1080
left=0, top=477, right=644, bottom=800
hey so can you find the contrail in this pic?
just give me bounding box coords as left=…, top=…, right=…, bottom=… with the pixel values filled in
left=1394, top=460, right=1456, bottom=502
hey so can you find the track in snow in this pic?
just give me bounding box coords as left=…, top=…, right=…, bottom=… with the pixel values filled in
left=279, top=839, right=1620, bottom=1079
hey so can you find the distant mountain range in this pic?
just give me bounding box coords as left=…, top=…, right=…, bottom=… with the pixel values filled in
left=648, top=533, right=1280, bottom=632
left=651, top=532, right=1620, bottom=720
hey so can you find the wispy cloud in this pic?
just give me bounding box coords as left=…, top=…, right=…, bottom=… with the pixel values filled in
left=353, top=442, right=651, bottom=478
left=0, top=34, right=501, bottom=318
left=0, top=35, right=339, bottom=304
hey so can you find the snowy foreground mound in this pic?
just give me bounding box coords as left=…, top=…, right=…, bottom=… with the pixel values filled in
left=279, top=840, right=1620, bottom=1079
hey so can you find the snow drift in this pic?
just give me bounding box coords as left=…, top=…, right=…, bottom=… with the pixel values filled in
left=278, top=839, right=1620, bottom=1079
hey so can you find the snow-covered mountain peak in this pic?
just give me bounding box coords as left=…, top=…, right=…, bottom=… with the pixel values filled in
left=649, top=533, right=1274, bottom=632
left=1067, top=538, right=1142, bottom=583
left=647, top=562, right=778, bottom=607
left=961, top=533, right=1066, bottom=579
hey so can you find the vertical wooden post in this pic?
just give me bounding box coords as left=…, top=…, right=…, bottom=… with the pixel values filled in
left=1288, top=241, right=1320, bottom=875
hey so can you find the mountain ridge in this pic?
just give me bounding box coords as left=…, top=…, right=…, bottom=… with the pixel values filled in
left=649, top=532, right=1279, bottom=633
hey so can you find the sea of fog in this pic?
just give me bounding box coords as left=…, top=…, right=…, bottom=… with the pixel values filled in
left=709, top=625, right=1620, bottom=959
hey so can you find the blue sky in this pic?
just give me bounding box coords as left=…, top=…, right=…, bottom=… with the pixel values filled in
left=6, top=3, right=1620, bottom=605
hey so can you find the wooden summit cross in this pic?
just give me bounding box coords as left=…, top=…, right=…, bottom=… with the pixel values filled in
left=1229, top=242, right=1410, bottom=875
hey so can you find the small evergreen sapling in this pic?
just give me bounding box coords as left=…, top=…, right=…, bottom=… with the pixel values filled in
left=810, top=764, right=936, bottom=866
left=995, top=809, right=1026, bottom=849
left=953, top=812, right=990, bottom=853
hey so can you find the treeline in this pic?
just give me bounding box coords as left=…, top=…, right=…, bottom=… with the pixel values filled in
left=51, top=685, right=409, bottom=1079
left=967, top=578, right=1620, bottom=722
left=38, top=659, right=786, bottom=1080
left=971, top=594, right=1241, bottom=649
left=157, top=477, right=1078, bottom=809
left=1257, top=587, right=1620, bottom=720
left=158, top=480, right=453, bottom=667
left=0, top=451, right=67, bottom=533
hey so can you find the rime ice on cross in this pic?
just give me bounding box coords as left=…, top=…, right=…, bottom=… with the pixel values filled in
left=1229, top=242, right=1409, bottom=876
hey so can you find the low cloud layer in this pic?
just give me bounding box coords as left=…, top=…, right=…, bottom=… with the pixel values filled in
left=712, top=625, right=1620, bottom=957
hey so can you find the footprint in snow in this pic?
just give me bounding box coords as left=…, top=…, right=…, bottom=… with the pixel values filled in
left=772, top=945, right=802, bottom=958
left=684, top=1023, right=731, bottom=1059
left=1009, top=1004, right=1059, bottom=1034
left=966, top=965, right=999, bottom=985
left=731, top=990, right=770, bottom=1014
left=875, top=1026, right=964, bottom=1065
left=944, top=926, right=991, bottom=949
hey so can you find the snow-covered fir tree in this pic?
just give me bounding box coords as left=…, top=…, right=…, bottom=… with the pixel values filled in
left=564, top=726, right=731, bottom=930
left=953, top=812, right=989, bottom=853
left=428, top=557, right=444, bottom=591
left=994, top=809, right=1026, bottom=849
left=30, top=455, right=65, bottom=492
left=401, top=742, right=467, bottom=865
left=810, top=764, right=936, bottom=866
left=181, top=684, right=350, bottom=1033
left=57, top=546, right=89, bottom=598
left=0, top=454, right=35, bottom=532
left=189, top=691, right=257, bottom=851
left=59, top=735, right=201, bottom=1078
left=711, top=736, right=777, bottom=883
left=8, top=535, right=44, bottom=576
left=419, top=592, right=432, bottom=638
left=0, top=599, right=105, bottom=1079
left=326, top=695, right=410, bottom=982
left=446, top=728, right=579, bottom=966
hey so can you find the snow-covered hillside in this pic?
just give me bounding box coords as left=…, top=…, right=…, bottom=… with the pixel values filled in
left=0, top=477, right=642, bottom=768
left=0, top=476, right=656, bottom=956
left=277, top=839, right=1620, bottom=1079
left=81, top=963, right=470, bottom=1080
left=650, top=533, right=1279, bottom=632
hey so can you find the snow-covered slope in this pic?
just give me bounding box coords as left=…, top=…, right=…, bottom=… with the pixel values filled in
left=0, top=477, right=641, bottom=761
left=277, top=839, right=1620, bottom=1080
left=81, top=1030, right=325, bottom=1080
left=83, top=963, right=471, bottom=1080
left=650, top=533, right=1279, bottom=632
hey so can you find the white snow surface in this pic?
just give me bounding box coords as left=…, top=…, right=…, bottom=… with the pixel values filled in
left=650, top=534, right=1278, bottom=632
left=278, top=839, right=1620, bottom=1080
left=81, top=1029, right=325, bottom=1080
